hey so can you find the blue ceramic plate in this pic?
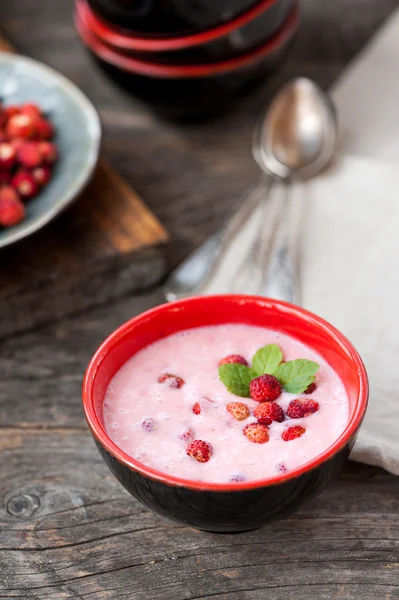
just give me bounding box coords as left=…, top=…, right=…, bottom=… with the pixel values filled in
left=0, top=52, right=101, bottom=249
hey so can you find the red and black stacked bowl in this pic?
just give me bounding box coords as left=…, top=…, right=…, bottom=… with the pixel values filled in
left=74, top=0, right=299, bottom=119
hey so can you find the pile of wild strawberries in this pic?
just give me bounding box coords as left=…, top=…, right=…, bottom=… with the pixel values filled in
left=0, top=102, right=58, bottom=228
left=153, top=356, right=320, bottom=467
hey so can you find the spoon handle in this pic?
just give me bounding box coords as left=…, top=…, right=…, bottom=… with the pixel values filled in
left=231, top=175, right=282, bottom=295
left=163, top=180, right=268, bottom=301
left=260, top=178, right=303, bottom=305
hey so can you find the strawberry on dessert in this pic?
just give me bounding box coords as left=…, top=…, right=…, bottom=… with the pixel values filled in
left=218, top=354, right=248, bottom=366
left=141, top=417, right=156, bottom=432
left=304, top=382, right=317, bottom=394
left=250, top=374, right=281, bottom=402
left=192, top=402, right=201, bottom=415
left=180, top=428, right=194, bottom=442
left=158, top=373, right=185, bottom=388
left=254, top=402, right=284, bottom=425
left=187, top=440, right=212, bottom=463
left=230, top=474, right=246, bottom=482
left=226, top=401, right=250, bottom=421
left=193, top=397, right=214, bottom=415
left=243, top=422, right=269, bottom=444
left=282, top=426, right=306, bottom=441
left=286, top=399, right=319, bottom=419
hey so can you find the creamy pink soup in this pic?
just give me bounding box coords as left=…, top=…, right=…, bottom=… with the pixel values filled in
left=103, top=324, right=349, bottom=483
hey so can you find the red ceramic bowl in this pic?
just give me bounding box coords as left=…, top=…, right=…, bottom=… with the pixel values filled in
left=75, top=2, right=298, bottom=77
left=77, top=0, right=292, bottom=58
left=83, top=295, right=368, bottom=532
left=75, top=0, right=298, bottom=119
left=87, top=0, right=271, bottom=36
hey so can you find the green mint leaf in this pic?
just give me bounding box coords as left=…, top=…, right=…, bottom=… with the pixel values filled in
left=252, top=344, right=283, bottom=376
left=275, top=359, right=319, bottom=394
left=218, top=364, right=257, bottom=398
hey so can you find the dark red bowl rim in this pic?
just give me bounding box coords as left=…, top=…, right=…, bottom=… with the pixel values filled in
left=76, top=0, right=280, bottom=52
left=83, top=295, right=369, bottom=493
left=75, top=3, right=298, bottom=79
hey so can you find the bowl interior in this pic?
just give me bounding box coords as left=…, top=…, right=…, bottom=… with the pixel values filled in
left=84, top=295, right=368, bottom=489
left=0, top=52, right=101, bottom=248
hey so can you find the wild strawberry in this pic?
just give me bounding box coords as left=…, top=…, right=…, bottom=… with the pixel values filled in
left=250, top=374, right=281, bottom=402
left=243, top=422, right=269, bottom=444
left=20, top=103, right=42, bottom=119
left=282, top=425, right=306, bottom=441
left=157, top=373, right=185, bottom=388
left=0, top=186, right=25, bottom=227
left=35, top=118, right=54, bottom=140
left=254, top=401, right=284, bottom=425
left=192, top=402, right=201, bottom=415
left=0, top=170, right=10, bottom=185
left=226, top=401, right=250, bottom=421
left=218, top=354, right=248, bottom=367
left=304, top=382, right=317, bottom=394
left=230, top=474, right=246, bottom=482
left=180, top=427, right=194, bottom=442
left=17, top=142, right=42, bottom=169
left=186, top=440, right=212, bottom=463
left=0, top=142, right=16, bottom=170
left=286, top=398, right=319, bottom=419
left=6, top=113, right=36, bottom=139
left=141, top=417, right=156, bottom=432
left=38, top=141, right=58, bottom=164
left=193, top=397, right=214, bottom=415
left=11, top=171, right=39, bottom=200
left=4, top=105, right=20, bottom=119
left=0, top=110, right=6, bottom=129
left=32, top=165, right=52, bottom=186
left=0, top=130, right=7, bottom=143
left=10, top=139, right=24, bottom=153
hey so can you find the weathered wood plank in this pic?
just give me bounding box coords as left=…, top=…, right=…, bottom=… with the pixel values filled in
left=0, top=290, right=163, bottom=428
left=0, top=429, right=398, bottom=599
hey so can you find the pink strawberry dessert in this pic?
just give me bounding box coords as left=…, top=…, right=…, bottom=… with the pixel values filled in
left=103, top=324, right=349, bottom=483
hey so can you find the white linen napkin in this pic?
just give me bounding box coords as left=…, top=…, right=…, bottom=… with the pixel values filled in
left=300, top=8, right=399, bottom=474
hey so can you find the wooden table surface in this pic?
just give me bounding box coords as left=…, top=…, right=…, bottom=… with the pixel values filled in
left=1, top=1, right=399, bottom=598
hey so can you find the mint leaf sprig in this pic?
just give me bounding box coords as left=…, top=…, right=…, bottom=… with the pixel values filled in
left=218, top=343, right=319, bottom=398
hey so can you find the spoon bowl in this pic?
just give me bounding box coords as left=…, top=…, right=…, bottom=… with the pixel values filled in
left=253, top=77, right=337, bottom=179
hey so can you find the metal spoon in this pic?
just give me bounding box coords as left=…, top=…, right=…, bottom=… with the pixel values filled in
left=243, top=77, right=337, bottom=303
left=163, top=78, right=337, bottom=303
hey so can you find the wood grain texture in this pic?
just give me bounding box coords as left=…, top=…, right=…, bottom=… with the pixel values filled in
left=0, top=290, right=163, bottom=428
left=0, top=430, right=398, bottom=600
left=1, top=0, right=399, bottom=598
left=0, top=36, right=168, bottom=338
